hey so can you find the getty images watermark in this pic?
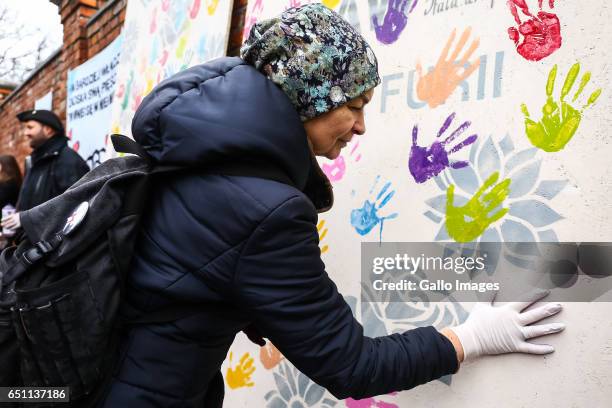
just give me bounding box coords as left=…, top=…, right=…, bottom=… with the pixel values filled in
left=361, top=242, right=612, bottom=303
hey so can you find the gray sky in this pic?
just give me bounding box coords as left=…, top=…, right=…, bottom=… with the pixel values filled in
left=1, top=0, right=63, bottom=82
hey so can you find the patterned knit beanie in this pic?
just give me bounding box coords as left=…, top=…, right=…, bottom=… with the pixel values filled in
left=240, top=3, right=380, bottom=121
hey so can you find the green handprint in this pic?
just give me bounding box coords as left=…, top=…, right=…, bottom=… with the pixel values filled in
left=446, top=172, right=511, bottom=243
left=522, top=62, right=602, bottom=152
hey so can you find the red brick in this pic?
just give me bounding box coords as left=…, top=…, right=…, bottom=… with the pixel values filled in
left=1, top=0, right=247, bottom=168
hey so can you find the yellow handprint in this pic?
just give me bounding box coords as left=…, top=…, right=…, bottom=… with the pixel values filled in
left=445, top=172, right=511, bottom=243
left=317, top=220, right=329, bottom=254
left=322, top=0, right=341, bottom=8
left=226, top=352, right=255, bottom=389
left=206, top=0, right=219, bottom=15
left=416, top=27, right=480, bottom=109
left=522, top=62, right=602, bottom=152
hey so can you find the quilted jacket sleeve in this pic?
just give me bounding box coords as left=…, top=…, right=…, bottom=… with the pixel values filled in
left=233, top=195, right=459, bottom=400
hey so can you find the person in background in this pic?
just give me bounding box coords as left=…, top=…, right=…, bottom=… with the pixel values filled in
left=1, top=109, right=89, bottom=232
left=0, top=155, right=22, bottom=247
left=0, top=155, right=21, bottom=210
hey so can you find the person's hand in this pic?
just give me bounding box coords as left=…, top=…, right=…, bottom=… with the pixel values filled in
left=449, top=289, right=565, bottom=362
left=1, top=212, right=21, bottom=230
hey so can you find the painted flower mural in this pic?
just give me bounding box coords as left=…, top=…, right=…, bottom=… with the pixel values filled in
left=347, top=293, right=468, bottom=387
left=265, top=361, right=338, bottom=408
left=425, top=134, right=568, bottom=244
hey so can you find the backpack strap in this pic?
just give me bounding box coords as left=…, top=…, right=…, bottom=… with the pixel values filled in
left=0, top=234, right=63, bottom=308
left=2, top=234, right=63, bottom=284
left=111, top=133, right=296, bottom=188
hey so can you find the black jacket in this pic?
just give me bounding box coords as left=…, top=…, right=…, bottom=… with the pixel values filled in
left=99, top=57, right=459, bottom=407
left=17, top=135, right=89, bottom=211
left=0, top=180, right=19, bottom=209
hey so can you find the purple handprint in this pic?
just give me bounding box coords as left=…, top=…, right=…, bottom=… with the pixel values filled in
left=373, top=0, right=418, bottom=45
left=409, top=112, right=477, bottom=184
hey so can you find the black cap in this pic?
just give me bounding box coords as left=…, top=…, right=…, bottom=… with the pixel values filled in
left=16, top=109, right=64, bottom=134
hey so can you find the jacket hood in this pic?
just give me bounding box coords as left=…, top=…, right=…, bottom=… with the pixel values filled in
left=131, top=57, right=332, bottom=211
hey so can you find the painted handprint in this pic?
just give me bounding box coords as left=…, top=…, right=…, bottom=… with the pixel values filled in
left=446, top=172, right=511, bottom=243
left=322, top=0, right=341, bottom=8
left=242, top=0, right=263, bottom=41
left=206, top=0, right=220, bottom=16
left=416, top=27, right=480, bottom=108
left=260, top=342, right=284, bottom=370
left=226, top=352, right=255, bottom=389
left=409, top=112, right=477, bottom=184
left=351, top=177, right=398, bottom=242
left=507, top=0, right=561, bottom=61
left=317, top=220, right=329, bottom=254
left=522, top=63, right=602, bottom=152
left=321, top=140, right=362, bottom=182
left=346, top=393, right=399, bottom=408
left=189, top=0, right=201, bottom=19
left=373, top=0, right=418, bottom=45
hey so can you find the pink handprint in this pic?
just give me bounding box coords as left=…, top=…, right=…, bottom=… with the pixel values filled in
left=322, top=156, right=346, bottom=182
left=409, top=112, right=477, bottom=184
left=149, top=8, right=157, bottom=34
left=346, top=392, right=399, bottom=408
left=242, top=0, right=264, bottom=41
left=322, top=140, right=362, bottom=182
left=189, top=0, right=201, bottom=19
left=507, top=0, right=562, bottom=61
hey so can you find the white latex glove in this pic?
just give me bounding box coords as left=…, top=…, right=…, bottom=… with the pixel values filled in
left=1, top=212, right=20, bottom=230
left=450, top=289, right=565, bottom=362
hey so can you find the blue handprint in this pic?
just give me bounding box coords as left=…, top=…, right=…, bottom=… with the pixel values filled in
left=373, top=0, right=419, bottom=45
left=351, top=176, right=399, bottom=242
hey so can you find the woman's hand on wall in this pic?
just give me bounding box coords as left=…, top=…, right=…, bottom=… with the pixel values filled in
left=448, top=289, right=565, bottom=362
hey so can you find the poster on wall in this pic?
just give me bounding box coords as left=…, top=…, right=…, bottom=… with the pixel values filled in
left=66, top=35, right=122, bottom=169
left=224, top=1, right=612, bottom=407
left=105, top=0, right=234, bottom=158
left=34, top=91, right=52, bottom=110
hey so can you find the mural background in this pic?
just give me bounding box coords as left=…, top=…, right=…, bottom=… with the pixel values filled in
left=220, top=1, right=612, bottom=407
left=106, top=0, right=234, bottom=157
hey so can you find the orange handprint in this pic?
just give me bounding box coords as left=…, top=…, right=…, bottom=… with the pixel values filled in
left=416, top=27, right=480, bottom=109
left=226, top=352, right=255, bottom=389
left=260, top=342, right=284, bottom=370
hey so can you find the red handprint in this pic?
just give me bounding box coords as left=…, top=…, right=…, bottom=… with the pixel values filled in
left=507, top=0, right=561, bottom=61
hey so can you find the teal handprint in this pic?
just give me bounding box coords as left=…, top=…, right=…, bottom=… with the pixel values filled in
left=521, top=62, right=602, bottom=152
left=446, top=172, right=511, bottom=243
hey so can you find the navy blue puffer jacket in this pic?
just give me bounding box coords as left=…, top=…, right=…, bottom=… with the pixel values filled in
left=98, top=57, right=459, bottom=407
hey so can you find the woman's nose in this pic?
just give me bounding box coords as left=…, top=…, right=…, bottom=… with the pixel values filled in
left=353, top=113, right=366, bottom=135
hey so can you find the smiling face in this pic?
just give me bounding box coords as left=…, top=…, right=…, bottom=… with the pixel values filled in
left=304, top=88, right=374, bottom=160
left=23, top=120, right=55, bottom=149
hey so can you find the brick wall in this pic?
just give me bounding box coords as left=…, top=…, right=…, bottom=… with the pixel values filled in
left=0, top=0, right=247, bottom=171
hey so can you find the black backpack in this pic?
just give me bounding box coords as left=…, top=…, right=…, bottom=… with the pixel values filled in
left=0, top=134, right=295, bottom=407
